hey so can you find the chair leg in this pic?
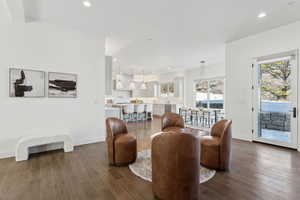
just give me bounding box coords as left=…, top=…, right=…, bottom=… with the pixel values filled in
left=123, top=113, right=128, bottom=123
left=134, top=113, right=137, bottom=121
left=130, top=113, right=134, bottom=122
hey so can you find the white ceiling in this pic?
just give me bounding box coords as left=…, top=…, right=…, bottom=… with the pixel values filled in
left=16, top=0, right=300, bottom=73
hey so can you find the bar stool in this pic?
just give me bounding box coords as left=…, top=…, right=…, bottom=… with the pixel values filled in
left=186, top=108, right=193, bottom=125
left=191, top=108, right=199, bottom=125
left=134, top=104, right=145, bottom=121
left=203, top=110, right=210, bottom=128
left=199, top=110, right=208, bottom=127
left=123, top=104, right=135, bottom=122
left=179, top=107, right=188, bottom=122
left=145, top=104, right=153, bottom=120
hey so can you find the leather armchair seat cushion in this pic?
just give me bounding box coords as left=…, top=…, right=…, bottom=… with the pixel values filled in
left=114, top=134, right=137, bottom=165
left=200, top=120, right=232, bottom=170
left=201, top=136, right=220, bottom=146
left=201, top=136, right=220, bottom=169
left=106, top=118, right=137, bottom=166
left=115, top=133, right=136, bottom=144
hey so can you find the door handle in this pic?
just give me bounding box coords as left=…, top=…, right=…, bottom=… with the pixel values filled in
left=293, top=107, right=297, bottom=118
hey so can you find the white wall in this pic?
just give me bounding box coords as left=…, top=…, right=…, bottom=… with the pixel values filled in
left=184, top=63, right=225, bottom=107
left=0, top=23, right=105, bottom=158
left=226, top=20, right=300, bottom=142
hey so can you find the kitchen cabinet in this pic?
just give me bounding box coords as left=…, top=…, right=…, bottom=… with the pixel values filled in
left=114, top=74, right=133, bottom=91
left=153, top=104, right=183, bottom=116
left=153, top=104, right=165, bottom=116
left=132, top=81, right=159, bottom=98
left=147, top=82, right=159, bottom=97
left=105, top=107, right=121, bottom=119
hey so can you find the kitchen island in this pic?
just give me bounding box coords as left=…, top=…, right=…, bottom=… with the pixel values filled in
left=105, top=103, right=183, bottom=120
left=152, top=104, right=183, bottom=117
left=105, top=106, right=122, bottom=119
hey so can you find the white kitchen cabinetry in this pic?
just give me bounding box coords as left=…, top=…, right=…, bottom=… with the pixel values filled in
left=105, top=107, right=121, bottom=119
left=132, top=81, right=159, bottom=98
left=153, top=104, right=183, bottom=116
left=132, top=82, right=147, bottom=97
left=114, top=74, right=133, bottom=91
left=153, top=104, right=165, bottom=116
left=147, top=82, right=159, bottom=97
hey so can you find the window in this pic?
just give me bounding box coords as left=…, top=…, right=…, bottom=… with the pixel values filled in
left=195, top=78, right=225, bottom=110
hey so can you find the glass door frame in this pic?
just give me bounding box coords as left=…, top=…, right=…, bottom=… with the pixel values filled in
left=252, top=51, right=299, bottom=149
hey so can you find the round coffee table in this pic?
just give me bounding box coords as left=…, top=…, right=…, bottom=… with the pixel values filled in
left=151, top=128, right=208, bottom=141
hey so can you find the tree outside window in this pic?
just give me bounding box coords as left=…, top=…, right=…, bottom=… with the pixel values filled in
left=260, top=60, right=291, bottom=102
left=195, top=78, right=224, bottom=109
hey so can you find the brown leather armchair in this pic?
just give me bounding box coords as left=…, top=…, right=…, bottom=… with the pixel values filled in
left=152, top=132, right=200, bottom=200
left=161, top=112, right=203, bottom=136
left=200, top=120, right=232, bottom=170
left=161, top=112, right=184, bottom=132
left=106, top=118, right=137, bottom=166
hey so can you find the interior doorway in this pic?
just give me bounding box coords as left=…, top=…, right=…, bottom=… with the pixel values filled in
left=252, top=51, right=298, bottom=149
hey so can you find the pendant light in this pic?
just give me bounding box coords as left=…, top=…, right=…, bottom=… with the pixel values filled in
left=140, top=70, right=147, bottom=90
left=116, top=65, right=123, bottom=89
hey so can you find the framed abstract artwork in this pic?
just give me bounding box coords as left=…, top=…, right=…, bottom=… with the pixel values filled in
left=48, top=72, right=77, bottom=98
left=9, top=68, right=45, bottom=98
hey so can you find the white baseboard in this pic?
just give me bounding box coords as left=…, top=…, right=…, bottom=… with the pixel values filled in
left=232, top=135, right=252, bottom=142
left=0, top=136, right=106, bottom=160
left=0, top=151, right=14, bottom=159
left=74, top=136, right=106, bottom=146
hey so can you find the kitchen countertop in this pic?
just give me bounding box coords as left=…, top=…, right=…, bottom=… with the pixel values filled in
left=105, top=107, right=121, bottom=111
left=152, top=103, right=183, bottom=105
left=106, top=103, right=183, bottom=106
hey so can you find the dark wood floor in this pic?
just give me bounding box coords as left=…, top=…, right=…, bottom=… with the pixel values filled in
left=1, top=118, right=300, bottom=200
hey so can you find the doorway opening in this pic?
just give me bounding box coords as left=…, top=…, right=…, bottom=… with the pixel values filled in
left=252, top=51, right=298, bottom=149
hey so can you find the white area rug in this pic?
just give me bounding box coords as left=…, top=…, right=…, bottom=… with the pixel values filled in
left=129, top=150, right=216, bottom=183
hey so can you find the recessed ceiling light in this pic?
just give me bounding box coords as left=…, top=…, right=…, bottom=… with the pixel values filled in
left=258, top=12, right=266, bottom=18
left=82, top=0, right=91, bottom=7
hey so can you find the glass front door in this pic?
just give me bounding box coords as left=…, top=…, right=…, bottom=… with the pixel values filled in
left=253, top=54, right=298, bottom=148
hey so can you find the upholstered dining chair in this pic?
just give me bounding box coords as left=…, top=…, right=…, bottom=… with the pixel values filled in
left=152, top=132, right=200, bottom=200
left=161, top=112, right=185, bottom=132
left=106, top=118, right=137, bottom=166
left=200, top=120, right=232, bottom=170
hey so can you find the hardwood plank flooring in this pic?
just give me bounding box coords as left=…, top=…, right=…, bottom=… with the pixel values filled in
left=0, top=118, right=300, bottom=200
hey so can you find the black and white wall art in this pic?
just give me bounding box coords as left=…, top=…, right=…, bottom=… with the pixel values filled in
left=9, top=68, right=45, bottom=97
left=48, top=72, right=77, bottom=98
